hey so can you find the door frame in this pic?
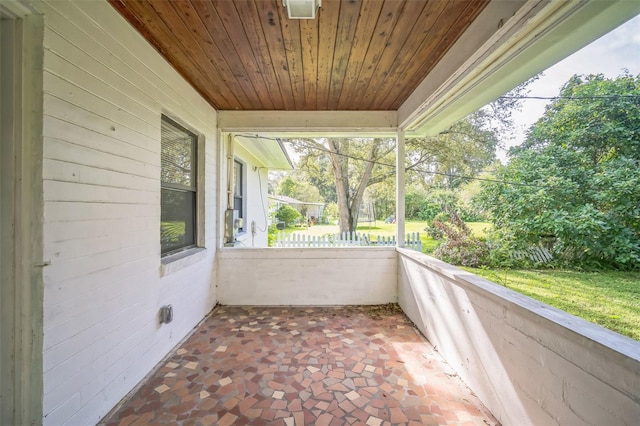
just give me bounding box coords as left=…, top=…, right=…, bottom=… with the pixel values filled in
left=0, top=2, right=44, bottom=424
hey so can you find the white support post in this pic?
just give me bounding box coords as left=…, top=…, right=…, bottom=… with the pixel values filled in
left=396, top=129, right=405, bottom=248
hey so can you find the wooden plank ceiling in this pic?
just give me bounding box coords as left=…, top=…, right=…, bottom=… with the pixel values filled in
left=108, top=0, right=490, bottom=111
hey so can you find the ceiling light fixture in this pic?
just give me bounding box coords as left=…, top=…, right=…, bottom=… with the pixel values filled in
left=283, top=0, right=321, bottom=19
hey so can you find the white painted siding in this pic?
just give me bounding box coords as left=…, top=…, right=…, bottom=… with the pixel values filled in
left=34, top=1, right=218, bottom=424
left=218, top=248, right=397, bottom=305
left=233, top=143, right=270, bottom=248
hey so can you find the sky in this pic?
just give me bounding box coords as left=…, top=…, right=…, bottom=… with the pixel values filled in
left=501, top=14, right=640, bottom=161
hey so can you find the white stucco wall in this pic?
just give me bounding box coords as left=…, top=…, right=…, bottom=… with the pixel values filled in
left=397, top=248, right=640, bottom=426
left=35, top=1, right=218, bottom=424
left=217, top=248, right=397, bottom=305
left=231, top=143, right=270, bottom=248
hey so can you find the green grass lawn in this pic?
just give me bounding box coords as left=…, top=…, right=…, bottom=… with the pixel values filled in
left=464, top=268, right=640, bottom=341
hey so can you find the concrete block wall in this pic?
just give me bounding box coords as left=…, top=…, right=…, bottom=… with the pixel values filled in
left=397, top=248, right=640, bottom=426
left=217, top=248, right=397, bottom=305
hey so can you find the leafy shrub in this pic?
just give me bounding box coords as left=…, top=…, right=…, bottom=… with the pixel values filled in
left=276, top=205, right=301, bottom=226
left=429, top=210, right=490, bottom=267
left=477, top=74, right=640, bottom=270
left=267, top=224, right=278, bottom=247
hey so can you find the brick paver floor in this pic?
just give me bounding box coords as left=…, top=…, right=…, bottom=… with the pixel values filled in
left=101, top=305, right=498, bottom=426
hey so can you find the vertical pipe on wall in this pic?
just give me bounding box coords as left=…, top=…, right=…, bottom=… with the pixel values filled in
left=396, top=129, right=405, bottom=247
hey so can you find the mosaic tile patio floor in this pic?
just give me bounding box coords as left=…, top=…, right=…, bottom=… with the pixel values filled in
left=101, top=305, right=498, bottom=426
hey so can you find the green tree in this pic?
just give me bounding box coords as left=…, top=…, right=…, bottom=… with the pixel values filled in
left=519, top=73, right=640, bottom=162
left=405, top=77, right=537, bottom=189
left=479, top=73, right=640, bottom=269
left=288, top=137, right=396, bottom=233
left=277, top=175, right=324, bottom=203
left=406, top=117, right=498, bottom=189
left=285, top=78, right=535, bottom=232
left=324, top=202, right=339, bottom=221
left=275, top=205, right=302, bottom=226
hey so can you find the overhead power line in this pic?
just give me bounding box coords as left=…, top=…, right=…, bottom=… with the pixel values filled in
left=498, top=94, right=640, bottom=100
left=238, top=133, right=541, bottom=188
left=279, top=138, right=537, bottom=188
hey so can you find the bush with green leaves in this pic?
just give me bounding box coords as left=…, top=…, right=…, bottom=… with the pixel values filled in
left=267, top=224, right=278, bottom=247
left=429, top=210, right=490, bottom=267
left=275, top=204, right=302, bottom=226
left=478, top=73, right=640, bottom=270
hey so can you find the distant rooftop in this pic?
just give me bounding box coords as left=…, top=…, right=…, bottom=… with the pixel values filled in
left=269, top=194, right=325, bottom=206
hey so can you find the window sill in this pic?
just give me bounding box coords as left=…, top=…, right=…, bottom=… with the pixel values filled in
left=161, top=247, right=207, bottom=277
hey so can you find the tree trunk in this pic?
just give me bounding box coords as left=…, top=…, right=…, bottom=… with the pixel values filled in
left=327, top=139, right=380, bottom=233
left=327, top=139, right=352, bottom=233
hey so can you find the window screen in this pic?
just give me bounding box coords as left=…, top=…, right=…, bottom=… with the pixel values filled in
left=161, top=116, right=197, bottom=255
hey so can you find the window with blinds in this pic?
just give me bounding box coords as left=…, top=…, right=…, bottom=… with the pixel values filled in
left=160, top=116, right=197, bottom=255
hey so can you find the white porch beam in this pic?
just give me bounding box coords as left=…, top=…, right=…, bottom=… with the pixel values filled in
left=400, top=0, right=640, bottom=136
left=217, top=110, right=397, bottom=134
left=395, top=129, right=405, bottom=248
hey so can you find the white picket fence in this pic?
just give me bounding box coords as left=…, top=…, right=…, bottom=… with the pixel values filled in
left=275, top=231, right=422, bottom=252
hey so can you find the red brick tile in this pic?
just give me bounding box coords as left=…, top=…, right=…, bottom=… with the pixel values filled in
left=287, top=398, right=302, bottom=411
left=293, top=411, right=305, bottom=425
left=316, top=413, right=335, bottom=426
left=100, top=307, right=496, bottom=426
left=261, top=408, right=277, bottom=420
left=217, top=413, right=238, bottom=426
left=272, top=399, right=288, bottom=410
left=339, top=399, right=356, bottom=413
left=389, top=407, right=409, bottom=423
left=238, top=396, right=258, bottom=412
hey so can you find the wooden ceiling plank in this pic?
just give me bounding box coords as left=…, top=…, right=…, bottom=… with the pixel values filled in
left=162, top=0, right=263, bottom=109
left=212, top=0, right=280, bottom=109
left=142, top=0, right=246, bottom=108
left=232, top=0, right=287, bottom=110
left=335, top=0, right=385, bottom=110
left=137, top=0, right=248, bottom=109
left=347, top=0, right=406, bottom=109
left=254, top=0, right=297, bottom=110
left=326, top=0, right=362, bottom=110
left=111, top=0, right=238, bottom=110
left=367, top=0, right=450, bottom=110
left=110, top=0, right=492, bottom=112
left=410, top=0, right=491, bottom=95
left=299, top=18, right=319, bottom=110
left=275, top=2, right=306, bottom=110
left=387, top=0, right=490, bottom=109
left=188, top=0, right=273, bottom=109
left=316, top=0, right=341, bottom=110
left=356, top=0, right=428, bottom=109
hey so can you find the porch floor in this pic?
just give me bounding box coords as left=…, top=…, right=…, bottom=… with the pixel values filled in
left=102, top=305, right=497, bottom=426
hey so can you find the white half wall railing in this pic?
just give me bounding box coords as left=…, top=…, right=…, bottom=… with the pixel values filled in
left=396, top=248, right=640, bottom=426
left=217, top=248, right=397, bottom=306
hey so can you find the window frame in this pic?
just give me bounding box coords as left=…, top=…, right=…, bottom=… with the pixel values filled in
left=233, top=158, right=246, bottom=233
left=160, top=115, right=199, bottom=257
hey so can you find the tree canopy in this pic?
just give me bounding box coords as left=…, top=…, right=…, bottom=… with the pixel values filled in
left=277, top=175, right=324, bottom=203
left=276, top=78, right=534, bottom=233
left=478, top=73, right=640, bottom=269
